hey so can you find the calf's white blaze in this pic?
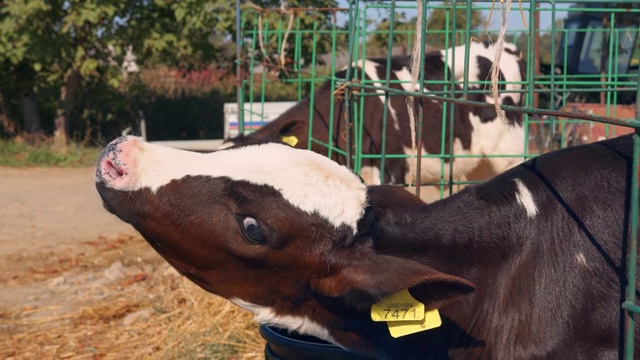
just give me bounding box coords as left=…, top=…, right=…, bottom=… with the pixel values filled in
left=107, top=137, right=367, bottom=231
left=230, top=298, right=337, bottom=345
left=513, top=178, right=538, bottom=218
left=576, top=252, right=590, bottom=269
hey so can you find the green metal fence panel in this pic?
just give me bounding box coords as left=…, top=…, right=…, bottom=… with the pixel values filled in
left=236, top=2, right=640, bottom=355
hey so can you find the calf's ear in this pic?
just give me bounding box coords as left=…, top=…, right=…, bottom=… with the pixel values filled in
left=350, top=186, right=424, bottom=240
left=271, top=118, right=306, bottom=147
left=276, top=118, right=305, bottom=136
left=366, top=185, right=425, bottom=210
left=313, top=254, right=475, bottom=311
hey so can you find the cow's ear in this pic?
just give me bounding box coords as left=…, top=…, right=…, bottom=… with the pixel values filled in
left=367, top=185, right=425, bottom=210
left=352, top=186, right=424, bottom=239
left=312, top=254, right=475, bottom=311
left=277, top=118, right=305, bottom=136
left=274, top=119, right=306, bottom=147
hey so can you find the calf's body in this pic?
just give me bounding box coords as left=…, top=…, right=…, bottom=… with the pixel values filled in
left=96, top=135, right=638, bottom=359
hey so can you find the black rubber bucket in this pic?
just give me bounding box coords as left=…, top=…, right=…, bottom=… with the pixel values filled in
left=259, top=324, right=375, bottom=360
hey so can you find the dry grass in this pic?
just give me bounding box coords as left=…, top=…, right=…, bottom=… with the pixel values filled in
left=0, top=235, right=264, bottom=360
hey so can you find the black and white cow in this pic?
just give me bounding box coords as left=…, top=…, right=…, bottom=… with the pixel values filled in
left=96, top=134, right=639, bottom=359
left=222, top=41, right=526, bottom=186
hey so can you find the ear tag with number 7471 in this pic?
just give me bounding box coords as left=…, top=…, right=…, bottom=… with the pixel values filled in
left=370, top=288, right=442, bottom=338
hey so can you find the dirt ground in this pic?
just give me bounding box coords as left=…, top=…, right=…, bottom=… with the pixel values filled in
left=0, top=167, right=137, bottom=255
left=0, top=167, right=263, bottom=359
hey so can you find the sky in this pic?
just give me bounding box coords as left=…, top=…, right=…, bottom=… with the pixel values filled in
left=334, top=1, right=571, bottom=32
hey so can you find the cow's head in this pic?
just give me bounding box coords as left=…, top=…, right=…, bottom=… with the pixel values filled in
left=95, top=136, right=473, bottom=354
left=219, top=116, right=309, bottom=150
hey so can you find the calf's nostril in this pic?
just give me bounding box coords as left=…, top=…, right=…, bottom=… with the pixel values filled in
left=103, top=158, right=126, bottom=180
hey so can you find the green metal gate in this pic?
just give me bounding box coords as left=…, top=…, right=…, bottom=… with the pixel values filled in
left=236, top=1, right=640, bottom=356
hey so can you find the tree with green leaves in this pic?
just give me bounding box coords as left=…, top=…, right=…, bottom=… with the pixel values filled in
left=1, top=0, right=232, bottom=144
left=366, top=2, right=486, bottom=57
left=0, top=0, right=336, bottom=144
left=1, top=1, right=139, bottom=144
left=367, top=13, right=415, bottom=57
left=426, top=1, right=486, bottom=48
left=239, top=0, right=341, bottom=79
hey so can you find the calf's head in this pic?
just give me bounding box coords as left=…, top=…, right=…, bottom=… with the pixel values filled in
left=220, top=110, right=310, bottom=150
left=95, top=136, right=474, bottom=353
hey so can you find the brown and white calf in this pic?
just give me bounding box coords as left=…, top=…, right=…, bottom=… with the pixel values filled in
left=222, top=41, right=526, bottom=186
left=96, top=134, right=638, bottom=359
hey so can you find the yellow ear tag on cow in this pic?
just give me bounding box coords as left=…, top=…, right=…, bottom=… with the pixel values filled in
left=371, top=289, right=425, bottom=322
left=370, top=289, right=442, bottom=338
left=387, top=308, right=442, bottom=338
left=280, top=135, right=299, bottom=147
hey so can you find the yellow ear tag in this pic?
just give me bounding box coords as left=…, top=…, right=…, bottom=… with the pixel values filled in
left=371, top=289, right=425, bottom=322
left=387, top=309, right=442, bottom=338
left=370, top=289, right=442, bottom=338
left=280, top=135, right=299, bottom=147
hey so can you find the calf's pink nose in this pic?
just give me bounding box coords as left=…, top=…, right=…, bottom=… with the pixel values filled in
left=96, top=136, right=138, bottom=185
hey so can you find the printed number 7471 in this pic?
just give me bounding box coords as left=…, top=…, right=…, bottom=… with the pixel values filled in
left=384, top=308, right=417, bottom=320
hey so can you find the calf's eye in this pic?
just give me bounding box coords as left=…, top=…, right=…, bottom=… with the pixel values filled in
left=239, top=216, right=266, bottom=244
